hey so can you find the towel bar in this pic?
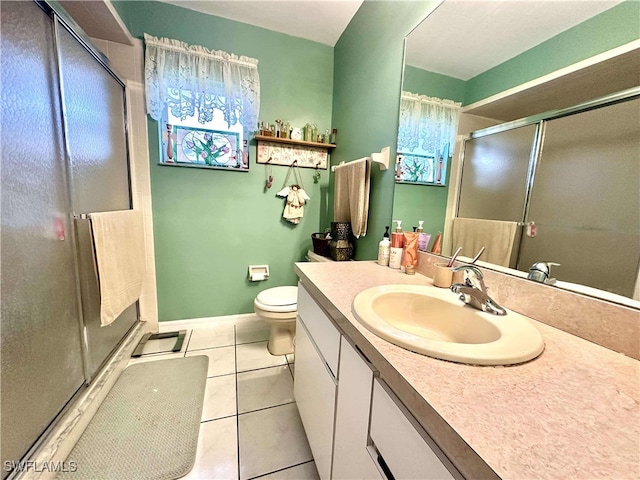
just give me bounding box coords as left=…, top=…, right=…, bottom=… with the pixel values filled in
left=331, top=146, right=390, bottom=172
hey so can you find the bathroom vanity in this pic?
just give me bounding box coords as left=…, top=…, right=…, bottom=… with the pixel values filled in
left=293, top=261, right=639, bottom=479
left=295, top=281, right=457, bottom=479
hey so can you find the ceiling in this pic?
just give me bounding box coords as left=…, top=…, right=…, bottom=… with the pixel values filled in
left=405, top=0, right=627, bottom=80
left=158, top=0, right=363, bottom=46
left=65, top=1, right=627, bottom=79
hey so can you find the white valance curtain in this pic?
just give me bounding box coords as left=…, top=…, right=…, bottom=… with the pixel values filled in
left=144, top=33, right=260, bottom=130
left=397, top=91, right=461, bottom=157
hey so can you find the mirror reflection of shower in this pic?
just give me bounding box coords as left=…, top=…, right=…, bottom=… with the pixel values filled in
left=454, top=95, right=640, bottom=299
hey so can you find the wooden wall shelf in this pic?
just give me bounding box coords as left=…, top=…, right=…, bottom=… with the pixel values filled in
left=255, top=135, right=335, bottom=169
left=255, top=134, right=336, bottom=150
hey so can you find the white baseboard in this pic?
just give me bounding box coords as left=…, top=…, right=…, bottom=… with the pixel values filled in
left=158, top=313, right=259, bottom=332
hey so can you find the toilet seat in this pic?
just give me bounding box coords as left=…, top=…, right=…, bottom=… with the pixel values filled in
left=255, top=286, right=297, bottom=313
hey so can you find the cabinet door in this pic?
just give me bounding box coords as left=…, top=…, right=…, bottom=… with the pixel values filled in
left=297, top=283, right=341, bottom=376
left=370, top=379, right=456, bottom=480
left=294, top=317, right=337, bottom=480
left=332, top=338, right=375, bottom=480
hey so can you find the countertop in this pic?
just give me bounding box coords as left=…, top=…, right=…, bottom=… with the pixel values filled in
left=295, top=261, right=640, bottom=480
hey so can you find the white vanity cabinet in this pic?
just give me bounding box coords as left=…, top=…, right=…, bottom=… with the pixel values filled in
left=295, top=284, right=341, bottom=480
left=296, top=282, right=377, bottom=480
left=295, top=282, right=459, bottom=480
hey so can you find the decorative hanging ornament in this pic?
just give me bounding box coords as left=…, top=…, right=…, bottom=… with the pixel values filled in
left=265, top=157, right=273, bottom=189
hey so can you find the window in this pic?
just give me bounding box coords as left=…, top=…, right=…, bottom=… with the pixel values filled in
left=396, top=92, right=460, bottom=185
left=162, top=96, right=246, bottom=169
left=144, top=34, right=260, bottom=171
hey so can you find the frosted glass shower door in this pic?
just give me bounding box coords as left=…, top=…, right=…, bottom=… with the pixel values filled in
left=518, top=98, right=640, bottom=297
left=56, top=23, right=138, bottom=379
left=0, top=2, right=85, bottom=473
left=458, top=124, right=537, bottom=221
left=456, top=124, right=537, bottom=267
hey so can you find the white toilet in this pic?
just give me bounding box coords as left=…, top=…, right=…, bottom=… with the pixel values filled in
left=254, top=286, right=298, bottom=356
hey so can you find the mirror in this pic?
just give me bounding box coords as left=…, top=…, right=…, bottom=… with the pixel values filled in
left=394, top=0, right=640, bottom=306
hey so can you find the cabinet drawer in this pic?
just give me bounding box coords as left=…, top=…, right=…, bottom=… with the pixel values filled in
left=370, top=379, right=455, bottom=480
left=297, top=282, right=340, bottom=377
left=294, top=317, right=337, bottom=480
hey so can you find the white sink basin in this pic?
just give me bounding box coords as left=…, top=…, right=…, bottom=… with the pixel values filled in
left=352, top=284, right=544, bottom=366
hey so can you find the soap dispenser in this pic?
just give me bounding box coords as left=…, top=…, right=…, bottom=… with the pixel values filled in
left=416, top=220, right=431, bottom=252
left=377, top=226, right=391, bottom=266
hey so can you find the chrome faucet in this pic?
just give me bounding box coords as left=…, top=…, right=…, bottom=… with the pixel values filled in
left=528, top=262, right=560, bottom=284
left=450, top=265, right=507, bottom=316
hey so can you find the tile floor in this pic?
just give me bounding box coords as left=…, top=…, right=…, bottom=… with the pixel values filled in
left=128, top=317, right=318, bottom=480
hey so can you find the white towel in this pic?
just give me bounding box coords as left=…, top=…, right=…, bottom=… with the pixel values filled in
left=451, top=217, right=519, bottom=267
left=333, top=158, right=371, bottom=238
left=90, top=210, right=146, bottom=327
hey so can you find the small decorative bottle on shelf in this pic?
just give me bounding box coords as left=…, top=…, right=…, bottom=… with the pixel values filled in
left=166, top=124, right=173, bottom=161
left=330, top=128, right=337, bottom=145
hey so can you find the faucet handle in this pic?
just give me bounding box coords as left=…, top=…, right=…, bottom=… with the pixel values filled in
left=451, top=264, right=484, bottom=279
left=451, top=264, right=487, bottom=292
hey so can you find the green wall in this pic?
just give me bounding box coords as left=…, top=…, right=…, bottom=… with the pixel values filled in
left=331, top=0, right=442, bottom=260
left=464, top=0, right=640, bottom=105
left=403, top=65, right=465, bottom=102
left=114, top=1, right=333, bottom=321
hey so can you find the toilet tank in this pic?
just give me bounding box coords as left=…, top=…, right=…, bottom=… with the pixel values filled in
left=307, top=250, right=334, bottom=262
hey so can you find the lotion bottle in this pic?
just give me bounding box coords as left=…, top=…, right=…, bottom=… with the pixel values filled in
left=416, top=221, right=431, bottom=252
left=377, top=226, right=391, bottom=266
left=389, top=220, right=404, bottom=269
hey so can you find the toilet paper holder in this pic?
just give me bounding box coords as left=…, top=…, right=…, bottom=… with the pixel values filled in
left=248, top=265, right=269, bottom=281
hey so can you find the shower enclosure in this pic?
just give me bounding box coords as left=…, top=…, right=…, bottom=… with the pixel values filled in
left=1, top=1, right=138, bottom=476
left=456, top=92, right=640, bottom=298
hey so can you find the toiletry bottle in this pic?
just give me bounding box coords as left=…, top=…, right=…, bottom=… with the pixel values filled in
left=431, top=231, right=442, bottom=254
left=417, top=221, right=431, bottom=252
left=377, top=226, right=391, bottom=266
left=402, top=231, right=419, bottom=272
left=389, top=220, right=404, bottom=269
